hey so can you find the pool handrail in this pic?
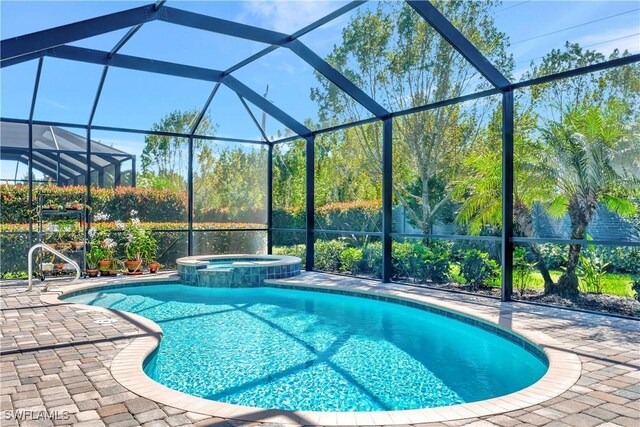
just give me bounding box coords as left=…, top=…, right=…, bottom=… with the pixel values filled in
left=27, top=243, right=81, bottom=291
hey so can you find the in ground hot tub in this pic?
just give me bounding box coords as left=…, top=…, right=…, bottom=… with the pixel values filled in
left=177, top=254, right=301, bottom=287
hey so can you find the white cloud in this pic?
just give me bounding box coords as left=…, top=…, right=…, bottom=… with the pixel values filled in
left=238, top=0, right=343, bottom=33
left=42, top=99, right=67, bottom=110
left=575, top=27, right=640, bottom=56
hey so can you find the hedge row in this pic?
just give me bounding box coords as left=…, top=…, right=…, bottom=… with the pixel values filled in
left=1, top=185, right=381, bottom=232
left=273, top=239, right=500, bottom=288
left=0, top=222, right=266, bottom=274
left=0, top=185, right=186, bottom=223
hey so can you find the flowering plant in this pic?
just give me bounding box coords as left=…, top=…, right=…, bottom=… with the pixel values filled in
left=86, top=226, right=116, bottom=269
left=118, top=210, right=157, bottom=262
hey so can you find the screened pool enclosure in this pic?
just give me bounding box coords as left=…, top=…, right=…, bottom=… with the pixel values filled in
left=1, top=1, right=639, bottom=310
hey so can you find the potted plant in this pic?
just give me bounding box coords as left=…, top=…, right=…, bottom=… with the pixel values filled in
left=85, top=248, right=100, bottom=277
left=43, top=199, right=63, bottom=210
left=118, top=212, right=156, bottom=274
left=88, top=228, right=116, bottom=273
left=65, top=200, right=84, bottom=210
left=97, top=238, right=116, bottom=272
left=147, top=260, right=161, bottom=274
left=145, top=237, right=160, bottom=273
left=70, top=223, right=85, bottom=250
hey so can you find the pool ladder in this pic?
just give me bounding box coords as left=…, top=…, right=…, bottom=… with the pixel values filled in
left=27, top=243, right=81, bottom=292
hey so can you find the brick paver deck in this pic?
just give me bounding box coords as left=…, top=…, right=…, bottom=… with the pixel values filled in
left=1, top=272, right=638, bottom=426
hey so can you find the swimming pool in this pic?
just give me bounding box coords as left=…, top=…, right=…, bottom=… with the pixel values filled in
left=65, top=283, right=548, bottom=412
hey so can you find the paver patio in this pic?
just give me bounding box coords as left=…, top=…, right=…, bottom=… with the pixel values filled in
left=1, top=272, right=638, bottom=426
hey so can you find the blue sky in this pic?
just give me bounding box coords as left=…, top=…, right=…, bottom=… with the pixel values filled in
left=1, top=0, right=639, bottom=177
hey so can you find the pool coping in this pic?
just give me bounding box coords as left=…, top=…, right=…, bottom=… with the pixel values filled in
left=40, top=273, right=581, bottom=426
left=176, top=254, right=302, bottom=269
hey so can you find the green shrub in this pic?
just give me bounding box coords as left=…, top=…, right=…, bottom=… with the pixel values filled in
left=362, top=242, right=383, bottom=278
left=578, top=250, right=610, bottom=294
left=514, top=247, right=537, bottom=296
left=339, top=247, right=363, bottom=274
left=272, top=207, right=305, bottom=230
left=461, top=249, right=499, bottom=291
left=632, top=278, right=640, bottom=302
left=315, top=201, right=381, bottom=232
left=1, top=184, right=186, bottom=223
left=392, top=242, right=416, bottom=278
left=273, top=244, right=306, bottom=269
left=422, top=240, right=451, bottom=282
left=314, top=239, right=348, bottom=271
left=392, top=240, right=450, bottom=283
left=602, top=246, right=640, bottom=274
left=537, top=244, right=565, bottom=270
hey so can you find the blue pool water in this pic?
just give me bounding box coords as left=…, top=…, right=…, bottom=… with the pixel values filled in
left=65, top=284, right=547, bottom=412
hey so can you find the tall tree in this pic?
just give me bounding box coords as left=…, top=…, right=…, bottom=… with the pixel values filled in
left=456, top=43, right=640, bottom=296
left=140, top=109, right=216, bottom=191
left=311, top=0, right=512, bottom=232
left=540, top=101, right=638, bottom=297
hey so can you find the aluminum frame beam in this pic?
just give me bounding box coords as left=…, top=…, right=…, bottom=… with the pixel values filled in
left=0, top=4, right=160, bottom=62
left=286, top=40, right=389, bottom=118
left=23, top=45, right=310, bottom=137
left=223, top=1, right=364, bottom=75
left=381, top=118, right=393, bottom=282
left=237, top=95, right=270, bottom=142
left=190, top=83, right=221, bottom=136
left=223, top=75, right=311, bottom=136
left=157, top=7, right=289, bottom=45
left=407, top=0, right=511, bottom=91
left=501, top=91, right=514, bottom=301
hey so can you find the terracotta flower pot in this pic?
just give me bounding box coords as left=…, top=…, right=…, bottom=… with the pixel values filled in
left=125, top=260, right=143, bottom=273
left=72, top=242, right=85, bottom=250
left=86, top=269, right=99, bottom=277
left=98, top=260, right=112, bottom=271
left=55, top=263, right=64, bottom=271
left=67, top=204, right=83, bottom=210
left=148, top=262, right=160, bottom=274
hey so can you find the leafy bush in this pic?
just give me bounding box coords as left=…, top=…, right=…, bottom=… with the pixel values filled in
left=578, top=250, right=610, bottom=294
left=314, top=239, right=348, bottom=271
left=461, top=249, right=500, bottom=291
left=1, top=184, right=186, bottom=223
left=361, top=242, right=383, bottom=278
left=315, top=201, right=381, bottom=232
left=392, top=240, right=450, bottom=283
left=537, top=244, right=566, bottom=270
left=339, top=247, right=363, bottom=274
left=514, top=247, right=537, bottom=296
left=198, top=207, right=266, bottom=224
left=272, top=244, right=306, bottom=269
left=632, top=278, right=640, bottom=302
left=272, top=207, right=305, bottom=230
left=601, top=246, right=640, bottom=274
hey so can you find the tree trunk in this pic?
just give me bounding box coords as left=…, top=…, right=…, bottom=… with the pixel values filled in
left=513, top=201, right=555, bottom=291
left=553, top=243, right=581, bottom=298
left=529, top=243, right=555, bottom=293
left=550, top=195, right=596, bottom=299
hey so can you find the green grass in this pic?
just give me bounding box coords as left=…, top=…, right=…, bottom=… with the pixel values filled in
left=522, top=270, right=636, bottom=297
left=450, top=264, right=636, bottom=297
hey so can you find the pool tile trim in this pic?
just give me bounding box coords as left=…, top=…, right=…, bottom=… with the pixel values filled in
left=40, top=272, right=582, bottom=426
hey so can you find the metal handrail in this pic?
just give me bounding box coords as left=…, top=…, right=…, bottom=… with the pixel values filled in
left=28, top=243, right=81, bottom=291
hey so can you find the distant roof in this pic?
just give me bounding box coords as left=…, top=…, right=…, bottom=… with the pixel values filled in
left=1, top=120, right=133, bottom=184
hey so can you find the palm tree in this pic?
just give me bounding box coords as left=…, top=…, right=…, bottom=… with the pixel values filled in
left=541, top=100, right=638, bottom=297
left=454, top=106, right=557, bottom=289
